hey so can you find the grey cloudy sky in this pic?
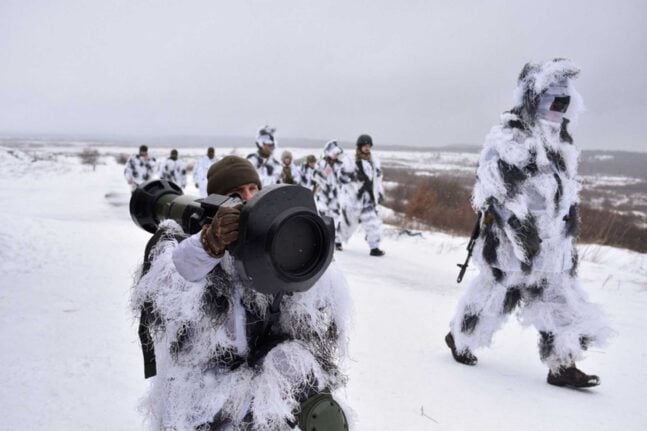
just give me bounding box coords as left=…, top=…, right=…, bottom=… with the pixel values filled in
left=1, top=0, right=646, bottom=151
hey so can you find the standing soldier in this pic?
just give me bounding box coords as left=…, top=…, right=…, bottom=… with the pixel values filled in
left=445, top=59, right=612, bottom=388
left=279, top=150, right=302, bottom=185
left=160, top=149, right=187, bottom=189
left=124, top=144, right=158, bottom=191
left=300, top=154, right=318, bottom=192
left=247, top=125, right=281, bottom=186
left=313, top=140, right=354, bottom=251
left=347, top=134, right=385, bottom=256
left=193, top=147, right=218, bottom=197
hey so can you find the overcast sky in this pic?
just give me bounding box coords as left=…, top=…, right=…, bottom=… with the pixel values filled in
left=1, top=0, right=646, bottom=151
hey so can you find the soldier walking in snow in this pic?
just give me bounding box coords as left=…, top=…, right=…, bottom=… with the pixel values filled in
left=299, top=155, right=318, bottom=192
left=124, top=144, right=158, bottom=191
left=132, top=156, right=350, bottom=430
left=313, top=140, right=354, bottom=251
left=278, top=150, right=302, bottom=185
left=193, top=147, right=219, bottom=197
left=247, top=126, right=282, bottom=187
left=445, top=59, right=612, bottom=388
left=345, top=134, right=385, bottom=256
left=160, top=149, right=188, bottom=189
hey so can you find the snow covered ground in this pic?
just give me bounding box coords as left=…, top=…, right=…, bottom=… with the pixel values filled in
left=1, top=146, right=646, bottom=430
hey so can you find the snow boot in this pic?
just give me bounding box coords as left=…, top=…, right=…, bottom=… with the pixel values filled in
left=370, top=248, right=385, bottom=256
left=445, top=332, right=478, bottom=366
left=335, top=242, right=343, bottom=251
left=547, top=365, right=600, bottom=388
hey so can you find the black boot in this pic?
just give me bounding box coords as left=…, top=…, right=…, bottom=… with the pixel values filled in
left=370, top=248, right=385, bottom=256
left=547, top=365, right=600, bottom=388
left=445, top=332, right=478, bottom=366
left=335, top=242, right=343, bottom=251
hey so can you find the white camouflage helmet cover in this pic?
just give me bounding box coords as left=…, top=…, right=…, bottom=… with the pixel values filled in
left=323, top=140, right=343, bottom=158
left=255, top=125, right=277, bottom=149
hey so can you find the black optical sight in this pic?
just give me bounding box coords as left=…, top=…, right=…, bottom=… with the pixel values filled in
left=130, top=179, right=335, bottom=295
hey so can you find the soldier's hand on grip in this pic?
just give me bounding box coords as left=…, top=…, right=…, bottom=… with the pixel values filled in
left=201, top=204, right=242, bottom=257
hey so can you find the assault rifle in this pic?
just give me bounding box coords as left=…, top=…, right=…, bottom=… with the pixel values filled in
left=456, top=211, right=482, bottom=283
left=355, top=160, right=375, bottom=204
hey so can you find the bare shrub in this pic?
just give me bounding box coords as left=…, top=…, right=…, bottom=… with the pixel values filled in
left=383, top=166, right=647, bottom=253
left=579, top=205, right=647, bottom=253
left=115, top=153, right=129, bottom=164
left=79, top=148, right=99, bottom=170
left=383, top=167, right=476, bottom=235
left=30, top=152, right=56, bottom=162
left=405, top=178, right=475, bottom=234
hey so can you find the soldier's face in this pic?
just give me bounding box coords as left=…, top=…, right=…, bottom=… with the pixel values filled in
left=283, top=157, right=292, bottom=166
left=140, top=150, right=149, bottom=160
left=228, top=182, right=259, bottom=202
left=262, top=144, right=274, bottom=155
left=360, top=144, right=371, bottom=154
left=207, top=149, right=215, bottom=158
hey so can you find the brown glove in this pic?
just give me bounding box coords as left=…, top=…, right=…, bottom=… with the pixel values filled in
left=201, top=205, right=242, bottom=258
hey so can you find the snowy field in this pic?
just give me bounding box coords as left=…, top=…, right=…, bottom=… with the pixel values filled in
left=1, top=145, right=646, bottom=431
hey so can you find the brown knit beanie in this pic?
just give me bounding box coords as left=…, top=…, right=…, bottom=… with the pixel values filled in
left=206, top=155, right=262, bottom=195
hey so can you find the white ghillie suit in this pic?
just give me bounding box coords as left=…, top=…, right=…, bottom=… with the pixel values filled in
left=449, top=59, right=611, bottom=371
left=125, top=154, right=158, bottom=190
left=247, top=152, right=282, bottom=187
left=161, top=158, right=188, bottom=189
left=247, top=126, right=282, bottom=187
left=193, top=155, right=219, bottom=197
left=340, top=148, right=385, bottom=249
left=313, top=141, right=354, bottom=245
left=132, top=221, right=350, bottom=431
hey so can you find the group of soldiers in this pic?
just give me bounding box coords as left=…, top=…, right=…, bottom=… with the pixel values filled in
left=123, top=145, right=212, bottom=195
left=245, top=126, right=386, bottom=256
left=124, top=128, right=386, bottom=256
